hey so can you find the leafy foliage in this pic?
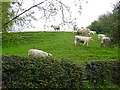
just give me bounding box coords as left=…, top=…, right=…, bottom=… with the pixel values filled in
left=2, top=55, right=120, bottom=89
left=1, top=2, right=14, bottom=32
left=86, top=60, right=120, bottom=88
left=2, top=55, right=83, bottom=89
left=88, top=20, right=103, bottom=34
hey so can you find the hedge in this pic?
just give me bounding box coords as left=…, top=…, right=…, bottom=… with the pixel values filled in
left=86, top=60, right=120, bottom=87
left=2, top=55, right=120, bottom=89
left=2, top=55, right=83, bottom=89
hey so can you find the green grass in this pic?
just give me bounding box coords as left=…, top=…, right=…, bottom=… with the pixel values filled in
left=2, top=31, right=118, bottom=62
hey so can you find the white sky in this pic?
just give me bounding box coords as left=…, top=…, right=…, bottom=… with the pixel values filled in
left=77, top=0, right=117, bottom=27
left=22, top=0, right=117, bottom=32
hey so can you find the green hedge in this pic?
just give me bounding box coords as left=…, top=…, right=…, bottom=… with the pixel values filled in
left=86, top=60, right=120, bottom=87
left=2, top=55, right=83, bottom=89
left=2, top=55, right=120, bottom=89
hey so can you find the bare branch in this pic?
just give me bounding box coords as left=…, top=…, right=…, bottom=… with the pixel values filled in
left=2, top=0, right=48, bottom=27
left=3, top=0, right=83, bottom=32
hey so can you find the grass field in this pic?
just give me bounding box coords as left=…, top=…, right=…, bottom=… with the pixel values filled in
left=2, top=31, right=118, bottom=62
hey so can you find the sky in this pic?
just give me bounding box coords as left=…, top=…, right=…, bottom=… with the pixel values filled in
left=22, top=0, right=117, bottom=32
left=77, top=0, right=117, bottom=27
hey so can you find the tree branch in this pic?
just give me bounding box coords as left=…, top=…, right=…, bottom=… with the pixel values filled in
left=2, top=0, right=48, bottom=27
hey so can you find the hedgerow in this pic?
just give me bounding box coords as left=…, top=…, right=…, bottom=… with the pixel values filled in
left=86, top=60, right=120, bottom=88
left=2, top=55, right=83, bottom=89
left=2, top=55, right=120, bottom=89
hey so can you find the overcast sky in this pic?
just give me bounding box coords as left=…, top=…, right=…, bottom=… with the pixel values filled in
left=23, top=0, right=117, bottom=32
left=77, top=0, right=117, bottom=27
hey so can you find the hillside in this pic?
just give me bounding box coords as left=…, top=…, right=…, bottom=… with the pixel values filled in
left=2, top=31, right=118, bottom=62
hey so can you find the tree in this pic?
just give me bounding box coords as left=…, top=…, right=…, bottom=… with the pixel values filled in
left=88, top=1, right=120, bottom=44
left=2, top=0, right=85, bottom=32
left=1, top=2, right=14, bottom=32
left=87, top=20, right=103, bottom=34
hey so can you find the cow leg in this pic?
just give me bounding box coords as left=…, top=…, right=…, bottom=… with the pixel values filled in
left=83, top=41, right=86, bottom=46
left=86, top=42, right=88, bottom=46
left=101, top=43, right=104, bottom=47
left=74, top=40, right=76, bottom=46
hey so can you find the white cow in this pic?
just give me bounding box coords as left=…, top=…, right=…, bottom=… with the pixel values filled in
left=88, top=31, right=96, bottom=35
left=98, top=34, right=106, bottom=40
left=28, top=49, right=53, bottom=58
left=100, top=36, right=111, bottom=47
left=51, top=25, right=60, bottom=31
left=77, top=27, right=89, bottom=35
left=74, top=35, right=93, bottom=46
left=73, top=25, right=89, bottom=35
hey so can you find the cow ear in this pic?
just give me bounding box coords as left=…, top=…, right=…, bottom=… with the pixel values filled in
left=48, top=53, right=52, bottom=57
left=48, top=53, right=50, bottom=56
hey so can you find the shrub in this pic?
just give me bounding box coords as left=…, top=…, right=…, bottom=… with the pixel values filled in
left=60, top=59, right=83, bottom=89
left=2, top=55, right=120, bottom=89
left=86, top=60, right=120, bottom=87
left=2, top=55, right=83, bottom=89
left=112, top=61, right=120, bottom=85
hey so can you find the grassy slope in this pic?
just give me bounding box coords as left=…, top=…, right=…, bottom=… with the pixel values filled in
left=2, top=31, right=118, bottom=62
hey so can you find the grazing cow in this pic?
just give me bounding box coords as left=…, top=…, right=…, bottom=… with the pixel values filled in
left=100, top=36, right=111, bottom=47
left=74, top=35, right=93, bottom=46
left=28, top=49, right=53, bottom=58
left=51, top=25, right=60, bottom=31
left=76, top=27, right=89, bottom=35
left=98, top=34, right=106, bottom=40
left=73, top=25, right=89, bottom=35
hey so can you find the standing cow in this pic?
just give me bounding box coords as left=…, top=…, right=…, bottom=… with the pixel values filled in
left=51, top=25, right=60, bottom=31
left=74, top=35, right=93, bottom=46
